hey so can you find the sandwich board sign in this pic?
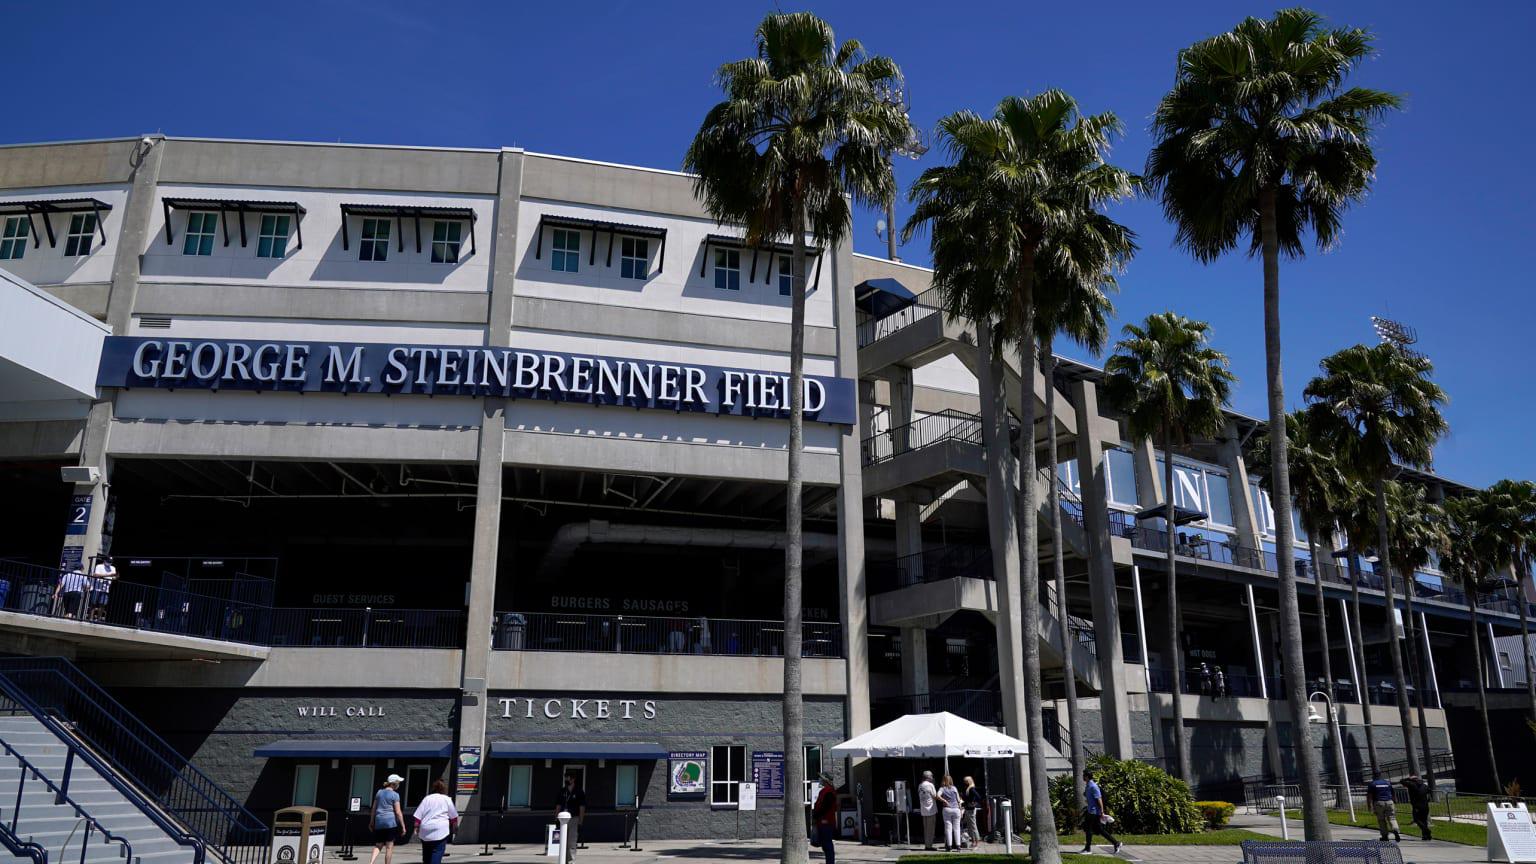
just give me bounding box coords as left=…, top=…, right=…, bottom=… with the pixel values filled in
left=1488, top=801, right=1536, bottom=862
left=738, top=782, right=757, bottom=812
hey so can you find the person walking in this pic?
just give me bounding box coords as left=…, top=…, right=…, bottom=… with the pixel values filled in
left=811, top=772, right=839, bottom=864
left=1367, top=771, right=1401, bottom=842
left=1400, top=774, right=1432, bottom=840
left=555, top=773, right=586, bottom=863
left=917, top=771, right=938, bottom=851
left=960, top=776, right=983, bottom=849
left=367, top=775, right=405, bottom=864
left=1213, top=666, right=1227, bottom=701
left=412, top=779, right=458, bottom=864
left=1198, top=662, right=1213, bottom=696
left=938, top=775, right=963, bottom=852
left=1079, top=769, right=1122, bottom=854
left=53, top=566, right=89, bottom=618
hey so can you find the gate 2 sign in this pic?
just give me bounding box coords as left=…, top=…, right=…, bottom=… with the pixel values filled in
left=97, top=337, right=858, bottom=426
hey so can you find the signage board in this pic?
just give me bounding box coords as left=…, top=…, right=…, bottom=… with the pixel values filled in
left=668, top=751, right=707, bottom=799
left=894, top=780, right=909, bottom=814
left=1489, top=802, right=1536, bottom=863
left=97, top=337, right=859, bottom=426
left=65, top=494, right=92, bottom=536
left=349, top=797, right=362, bottom=814
left=59, top=545, right=84, bottom=575
left=738, top=782, right=757, bottom=812
left=544, top=824, right=562, bottom=857
left=456, top=745, right=482, bottom=797
left=751, top=750, right=785, bottom=799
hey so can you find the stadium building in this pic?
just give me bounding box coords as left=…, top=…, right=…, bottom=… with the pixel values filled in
left=0, top=135, right=1529, bottom=846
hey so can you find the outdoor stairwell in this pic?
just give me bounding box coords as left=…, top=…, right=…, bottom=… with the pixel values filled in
left=0, top=714, right=201, bottom=864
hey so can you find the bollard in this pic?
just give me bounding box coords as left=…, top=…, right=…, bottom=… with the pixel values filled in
left=1277, top=796, right=1289, bottom=840
left=479, top=811, right=492, bottom=856
left=1001, top=798, right=1014, bottom=855
left=557, top=810, right=571, bottom=862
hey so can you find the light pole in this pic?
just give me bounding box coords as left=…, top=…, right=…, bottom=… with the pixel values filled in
left=1308, top=690, right=1356, bottom=822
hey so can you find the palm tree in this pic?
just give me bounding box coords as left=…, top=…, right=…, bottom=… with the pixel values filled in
left=1103, top=312, right=1233, bottom=784
left=1333, top=480, right=1382, bottom=774
left=1485, top=479, right=1536, bottom=719
left=1305, top=342, right=1448, bottom=784
left=1147, top=8, right=1402, bottom=840
left=1036, top=216, right=1135, bottom=809
left=1442, top=495, right=1502, bottom=790
left=684, top=15, right=912, bottom=860
left=1381, top=481, right=1447, bottom=791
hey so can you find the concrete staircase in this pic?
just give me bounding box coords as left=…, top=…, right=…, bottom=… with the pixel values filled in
left=0, top=715, right=200, bottom=864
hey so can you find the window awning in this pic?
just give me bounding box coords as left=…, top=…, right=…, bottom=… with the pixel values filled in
left=534, top=214, right=668, bottom=274
left=254, top=740, right=452, bottom=758
left=489, top=742, right=668, bottom=760
left=700, top=234, right=823, bottom=290
left=162, top=198, right=307, bottom=250
left=0, top=198, right=112, bottom=249
left=854, top=278, right=918, bottom=318
left=339, top=204, right=477, bottom=257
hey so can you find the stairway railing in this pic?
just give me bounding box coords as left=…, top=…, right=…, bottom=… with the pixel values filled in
left=856, top=288, right=942, bottom=348
left=0, top=738, right=134, bottom=864
left=0, top=657, right=262, bottom=864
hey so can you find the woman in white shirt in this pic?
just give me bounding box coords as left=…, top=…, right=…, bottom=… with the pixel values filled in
left=412, top=779, right=459, bottom=864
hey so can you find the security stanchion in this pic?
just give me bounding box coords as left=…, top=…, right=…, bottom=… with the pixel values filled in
left=493, top=801, right=506, bottom=851
left=478, top=811, right=492, bottom=856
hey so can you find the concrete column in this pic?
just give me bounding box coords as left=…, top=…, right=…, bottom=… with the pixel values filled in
left=1071, top=379, right=1133, bottom=757
left=455, top=149, right=522, bottom=815
left=900, top=628, right=929, bottom=704
left=1218, top=421, right=1263, bottom=552
left=1132, top=437, right=1163, bottom=511
left=976, top=320, right=1029, bottom=793
left=889, top=366, right=923, bottom=585
left=59, top=136, right=164, bottom=573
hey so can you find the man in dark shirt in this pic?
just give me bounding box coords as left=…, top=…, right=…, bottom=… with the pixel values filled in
left=1400, top=774, right=1432, bottom=840
left=811, top=772, right=839, bottom=864
left=555, top=774, right=586, bottom=863
left=1366, top=771, right=1400, bottom=842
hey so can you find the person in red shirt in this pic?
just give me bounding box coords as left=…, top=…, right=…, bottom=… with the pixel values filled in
left=811, top=772, right=839, bottom=864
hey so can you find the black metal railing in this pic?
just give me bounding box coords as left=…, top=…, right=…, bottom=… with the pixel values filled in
left=0, top=657, right=264, bottom=864
left=855, top=288, right=942, bottom=348
left=267, top=608, right=465, bottom=648
left=1147, top=668, right=1271, bottom=700
left=0, top=736, right=137, bottom=864
left=874, top=689, right=1002, bottom=727
left=861, top=409, right=983, bottom=466
left=867, top=544, right=993, bottom=593
left=490, top=612, right=842, bottom=658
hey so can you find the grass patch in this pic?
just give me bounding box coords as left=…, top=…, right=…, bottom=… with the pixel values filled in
left=1325, top=808, right=1486, bottom=846
left=900, top=856, right=1122, bottom=863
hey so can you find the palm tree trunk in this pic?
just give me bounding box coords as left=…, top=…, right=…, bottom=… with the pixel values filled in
left=1012, top=256, right=1060, bottom=864
left=1399, top=570, right=1436, bottom=793
left=1043, top=339, right=1084, bottom=808
left=780, top=208, right=808, bottom=864
left=1372, top=477, right=1419, bottom=777
left=1346, top=552, right=1380, bottom=775
left=1465, top=585, right=1501, bottom=791
left=1520, top=551, right=1535, bottom=720
left=1162, top=438, right=1191, bottom=784
left=1260, top=186, right=1329, bottom=839
left=1309, top=538, right=1338, bottom=788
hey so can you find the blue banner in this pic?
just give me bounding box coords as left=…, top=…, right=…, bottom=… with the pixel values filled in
left=752, top=750, right=785, bottom=799
left=96, top=337, right=857, bottom=426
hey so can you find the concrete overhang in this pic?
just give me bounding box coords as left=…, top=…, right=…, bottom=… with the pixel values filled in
left=0, top=611, right=271, bottom=662
left=0, top=269, right=109, bottom=414
left=489, top=649, right=848, bottom=696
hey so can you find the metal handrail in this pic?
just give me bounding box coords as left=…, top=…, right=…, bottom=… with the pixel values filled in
left=855, top=288, right=943, bottom=348
left=0, top=658, right=261, bottom=864
left=0, top=739, right=133, bottom=864
left=861, top=409, right=983, bottom=466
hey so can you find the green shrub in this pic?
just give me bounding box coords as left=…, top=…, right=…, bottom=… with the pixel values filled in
left=1047, top=754, right=1203, bottom=835
left=1194, top=801, right=1235, bottom=828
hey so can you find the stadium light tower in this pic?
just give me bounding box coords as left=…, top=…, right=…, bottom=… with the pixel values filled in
left=874, top=77, right=929, bottom=262
left=1370, top=315, right=1424, bottom=360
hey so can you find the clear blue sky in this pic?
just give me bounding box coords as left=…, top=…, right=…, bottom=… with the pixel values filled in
left=11, top=1, right=1532, bottom=487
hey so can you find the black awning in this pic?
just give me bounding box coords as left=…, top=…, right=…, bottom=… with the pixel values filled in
left=854, top=277, right=918, bottom=317
left=700, top=234, right=823, bottom=290
left=533, top=214, right=668, bottom=275
left=339, top=204, right=477, bottom=257
left=1135, top=505, right=1208, bottom=526
left=162, top=198, right=307, bottom=250
left=0, top=198, right=112, bottom=249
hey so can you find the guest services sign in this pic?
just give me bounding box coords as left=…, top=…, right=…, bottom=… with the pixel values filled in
left=96, top=337, right=857, bottom=425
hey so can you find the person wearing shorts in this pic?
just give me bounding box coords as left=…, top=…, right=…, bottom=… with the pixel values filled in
left=369, top=774, right=405, bottom=864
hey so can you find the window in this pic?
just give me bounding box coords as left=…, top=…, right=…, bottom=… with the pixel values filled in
left=507, top=765, right=532, bottom=808
left=347, top=765, right=374, bottom=814
left=615, top=765, right=639, bottom=808
left=431, top=220, right=463, bottom=264
left=713, top=248, right=741, bottom=290
left=551, top=228, right=580, bottom=272
left=0, top=216, right=29, bottom=260
left=802, top=745, right=823, bottom=804
left=257, top=214, right=290, bottom=259
left=1500, top=652, right=1513, bottom=671
left=1205, top=471, right=1234, bottom=527
left=620, top=237, right=648, bottom=279
left=292, top=765, right=319, bottom=807
left=710, top=745, right=744, bottom=806
left=1106, top=447, right=1138, bottom=507
left=359, top=218, right=390, bottom=262
left=181, top=212, right=216, bottom=256
left=66, top=213, right=98, bottom=257
left=1056, top=459, right=1081, bottom=498
left=777, top=256, right=794, bottom=296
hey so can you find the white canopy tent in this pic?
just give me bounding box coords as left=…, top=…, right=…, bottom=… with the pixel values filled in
left=831, top=711, right=1027, bottom=763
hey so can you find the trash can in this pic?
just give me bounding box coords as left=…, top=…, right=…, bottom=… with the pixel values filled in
left=496, top=612, right=525, bottom=650
left=273, top=806, right=327, bottom=864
